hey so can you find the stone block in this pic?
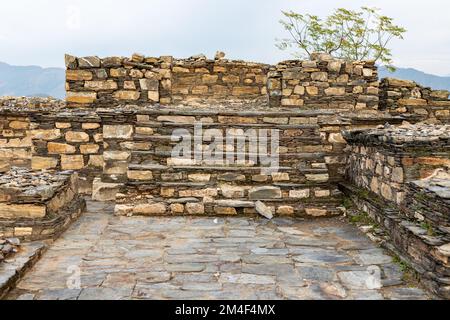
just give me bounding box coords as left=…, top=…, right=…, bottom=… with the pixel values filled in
left=31, top=157, right=58, bottom=170
left=92, top=178, right=122, bottom=201
left=82, top=123, right=101, bottom=130
left=255, top=201, right=273, bottom=219
left=139, top=79, right=159, bottom=91
left=0, top=203, right=46, bottom=219
left=188, top=174, right=211, bottom=182
left=48, top=142, right=76, bottom=154
left=103, top=125, right=134, bottom=139
left=186, top=203, right=205, bottom=215
left=80, top=144, right=100, bottom=154
left=84, top=80, right=118, bottom=91
left=113, top=90, right=140, bottom=100
left=214, top=207, right=237, bottom=215
left=127, top=170, right=153, bottom=181
left=30, top=129, right=61, bottom=141
left=324, top=87, right=346, bottom=96
left=61, top=155, right=84, bottom=170
left=170, top=203, right=185, bottom=214
left=66, top=70, right=93, bottom=81
left=311, top=72, right=328, bottom=82
left=78, top=56, right=101, bottom=68
left=221, top=185, right=245, bottom=198
left=249, top=186, right=281, bottom=200
left=133, top=203, right=166, bottom=215
left=289, top=189, right=310, bottom=199
left=305, top=208, right=328, bottom=217
left=66, top=92, right=97, bottom=104
left=65, top=131, right=90, bottom=143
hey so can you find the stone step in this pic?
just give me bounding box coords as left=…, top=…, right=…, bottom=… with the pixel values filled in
left=133, top=134, right=323, bottom=145
left=134, top=121, right=320, bottom=130
left=114, top=182, right=341, bottom=205
left=114, top=196, right=342, bottom=218
left=125, top=164, right=329, bottom=185
left=128, top=150, right=330, bottom=167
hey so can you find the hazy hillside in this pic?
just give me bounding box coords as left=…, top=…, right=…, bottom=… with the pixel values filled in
left=0, top=61, right=449, bottom=99
left=0, top=62, right=65, bottom=99
left=379, top=66, right=450, bottom=91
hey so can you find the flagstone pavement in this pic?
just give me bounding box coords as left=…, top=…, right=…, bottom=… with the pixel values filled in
left=7, top=200, right=430, bottom=300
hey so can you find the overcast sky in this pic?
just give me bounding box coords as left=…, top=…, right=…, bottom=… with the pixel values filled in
left=0, top=0, right=449, bottom=75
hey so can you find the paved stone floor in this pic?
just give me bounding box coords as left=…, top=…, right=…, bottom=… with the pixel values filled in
left=7, top=200, right=430, bottom=300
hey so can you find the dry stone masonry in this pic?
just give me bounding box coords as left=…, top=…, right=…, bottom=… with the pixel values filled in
left=269, top=53, right=379, bottom=109
left=344, top=124, right=450, bottom=204
left=0, top=167, right=85, bottom=240
left=380, top=78, right=450, bottom=121
left=0, top=52, right=450, bottom=299
left=343, top=125, right=450, bottom=299
left=101, top=107, right=343, bottom=218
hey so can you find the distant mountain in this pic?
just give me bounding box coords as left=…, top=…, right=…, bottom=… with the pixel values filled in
left=379, top=66, right=450, bottom=91
left=0, top=62, right=65, bottom=99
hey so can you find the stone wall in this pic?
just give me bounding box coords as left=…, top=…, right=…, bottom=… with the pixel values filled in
left=344, top=124, right=450, bottom=205
left=1, top=54, right=449, bottom=216
left=97, top=107, right=350, bottom=218
left=343, top=126, right=450, bottom=299
left=66, top=53, right=382, bottom=111
left=29, top=110, right=103, bottom=193
left=380, top=78, right=450, bottom=121
left=0, top=168, right=85, bottom=240
left=171, top=57, right=270, bottom=106
left=0, top=97, right=66, bottom=169
left=65, top=53, right=271, bottom=108
left=269, top=54, right=379, bottom=110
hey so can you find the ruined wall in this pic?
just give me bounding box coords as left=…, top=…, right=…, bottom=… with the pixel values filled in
left=98, top=108, right=348, bottom=218
left=344, top=124, right=450, bottom=205
left=343, top=126, right=450, bottom=298
left=380, top=78, right=450, bottom=121
left=66, top=53, right=382, bottom=111
left=65, top=54, right=271, bottom=108
left=1, top=54, right=449, bottom=207
left=0, top=168, right=85, bottom=240
left=268, top=54, right=379, bottom=110
left=0, top=97, right=66, bottom=168
left=29, top=110, right=103, bottom=193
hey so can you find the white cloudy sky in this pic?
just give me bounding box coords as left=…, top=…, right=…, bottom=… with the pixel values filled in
left=0, top=0, right=449, bottom=75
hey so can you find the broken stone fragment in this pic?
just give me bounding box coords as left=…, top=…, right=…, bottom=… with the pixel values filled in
left=438, top=244, right=450, bottom=257
left=131, top=53, right=145, bottom=63
left=214, top=51, right=226, bottom=60
left=78, top=56, right=101, bottom=68
left=255, top=201, right=273, bottom=219
left=64, top=54, right=78, bottom=69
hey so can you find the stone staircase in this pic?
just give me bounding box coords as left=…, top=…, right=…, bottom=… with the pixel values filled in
left=97, top=108, right=344, bottom=218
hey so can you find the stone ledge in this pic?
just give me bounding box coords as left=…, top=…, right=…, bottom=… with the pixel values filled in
left=0, top=242, right=46, bottom=299
left=343, top=124, right=450, bottom=150
left=0, top=196, right=86, bottom=241
left=340, top=182, right=450, bottom=299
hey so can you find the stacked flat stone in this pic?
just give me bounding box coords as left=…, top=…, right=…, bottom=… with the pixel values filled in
left=344, top=124, right=450, bottom=148
left=170, top=56, right=270, bottom=107
left=65, top=54, right=170, bottom=107
left=268, top=53, right=379, bottom=109
left=0, top=97, right=66, bottom=110
left=96, top=106, right=343, bottom=218
left=404, top=170, right=450, bottom=228
left=65, top=52, right=381, bottom=111
left=380, top=78, right=450, bottom=120
left=344, top=125, right=450, bottom=299
left=344, top=124, right=450, bottom=204
left=0, top=167, right=85, bottom=240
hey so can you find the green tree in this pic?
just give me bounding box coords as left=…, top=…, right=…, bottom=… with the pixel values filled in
left=276, top=7, right=406, bottom=71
